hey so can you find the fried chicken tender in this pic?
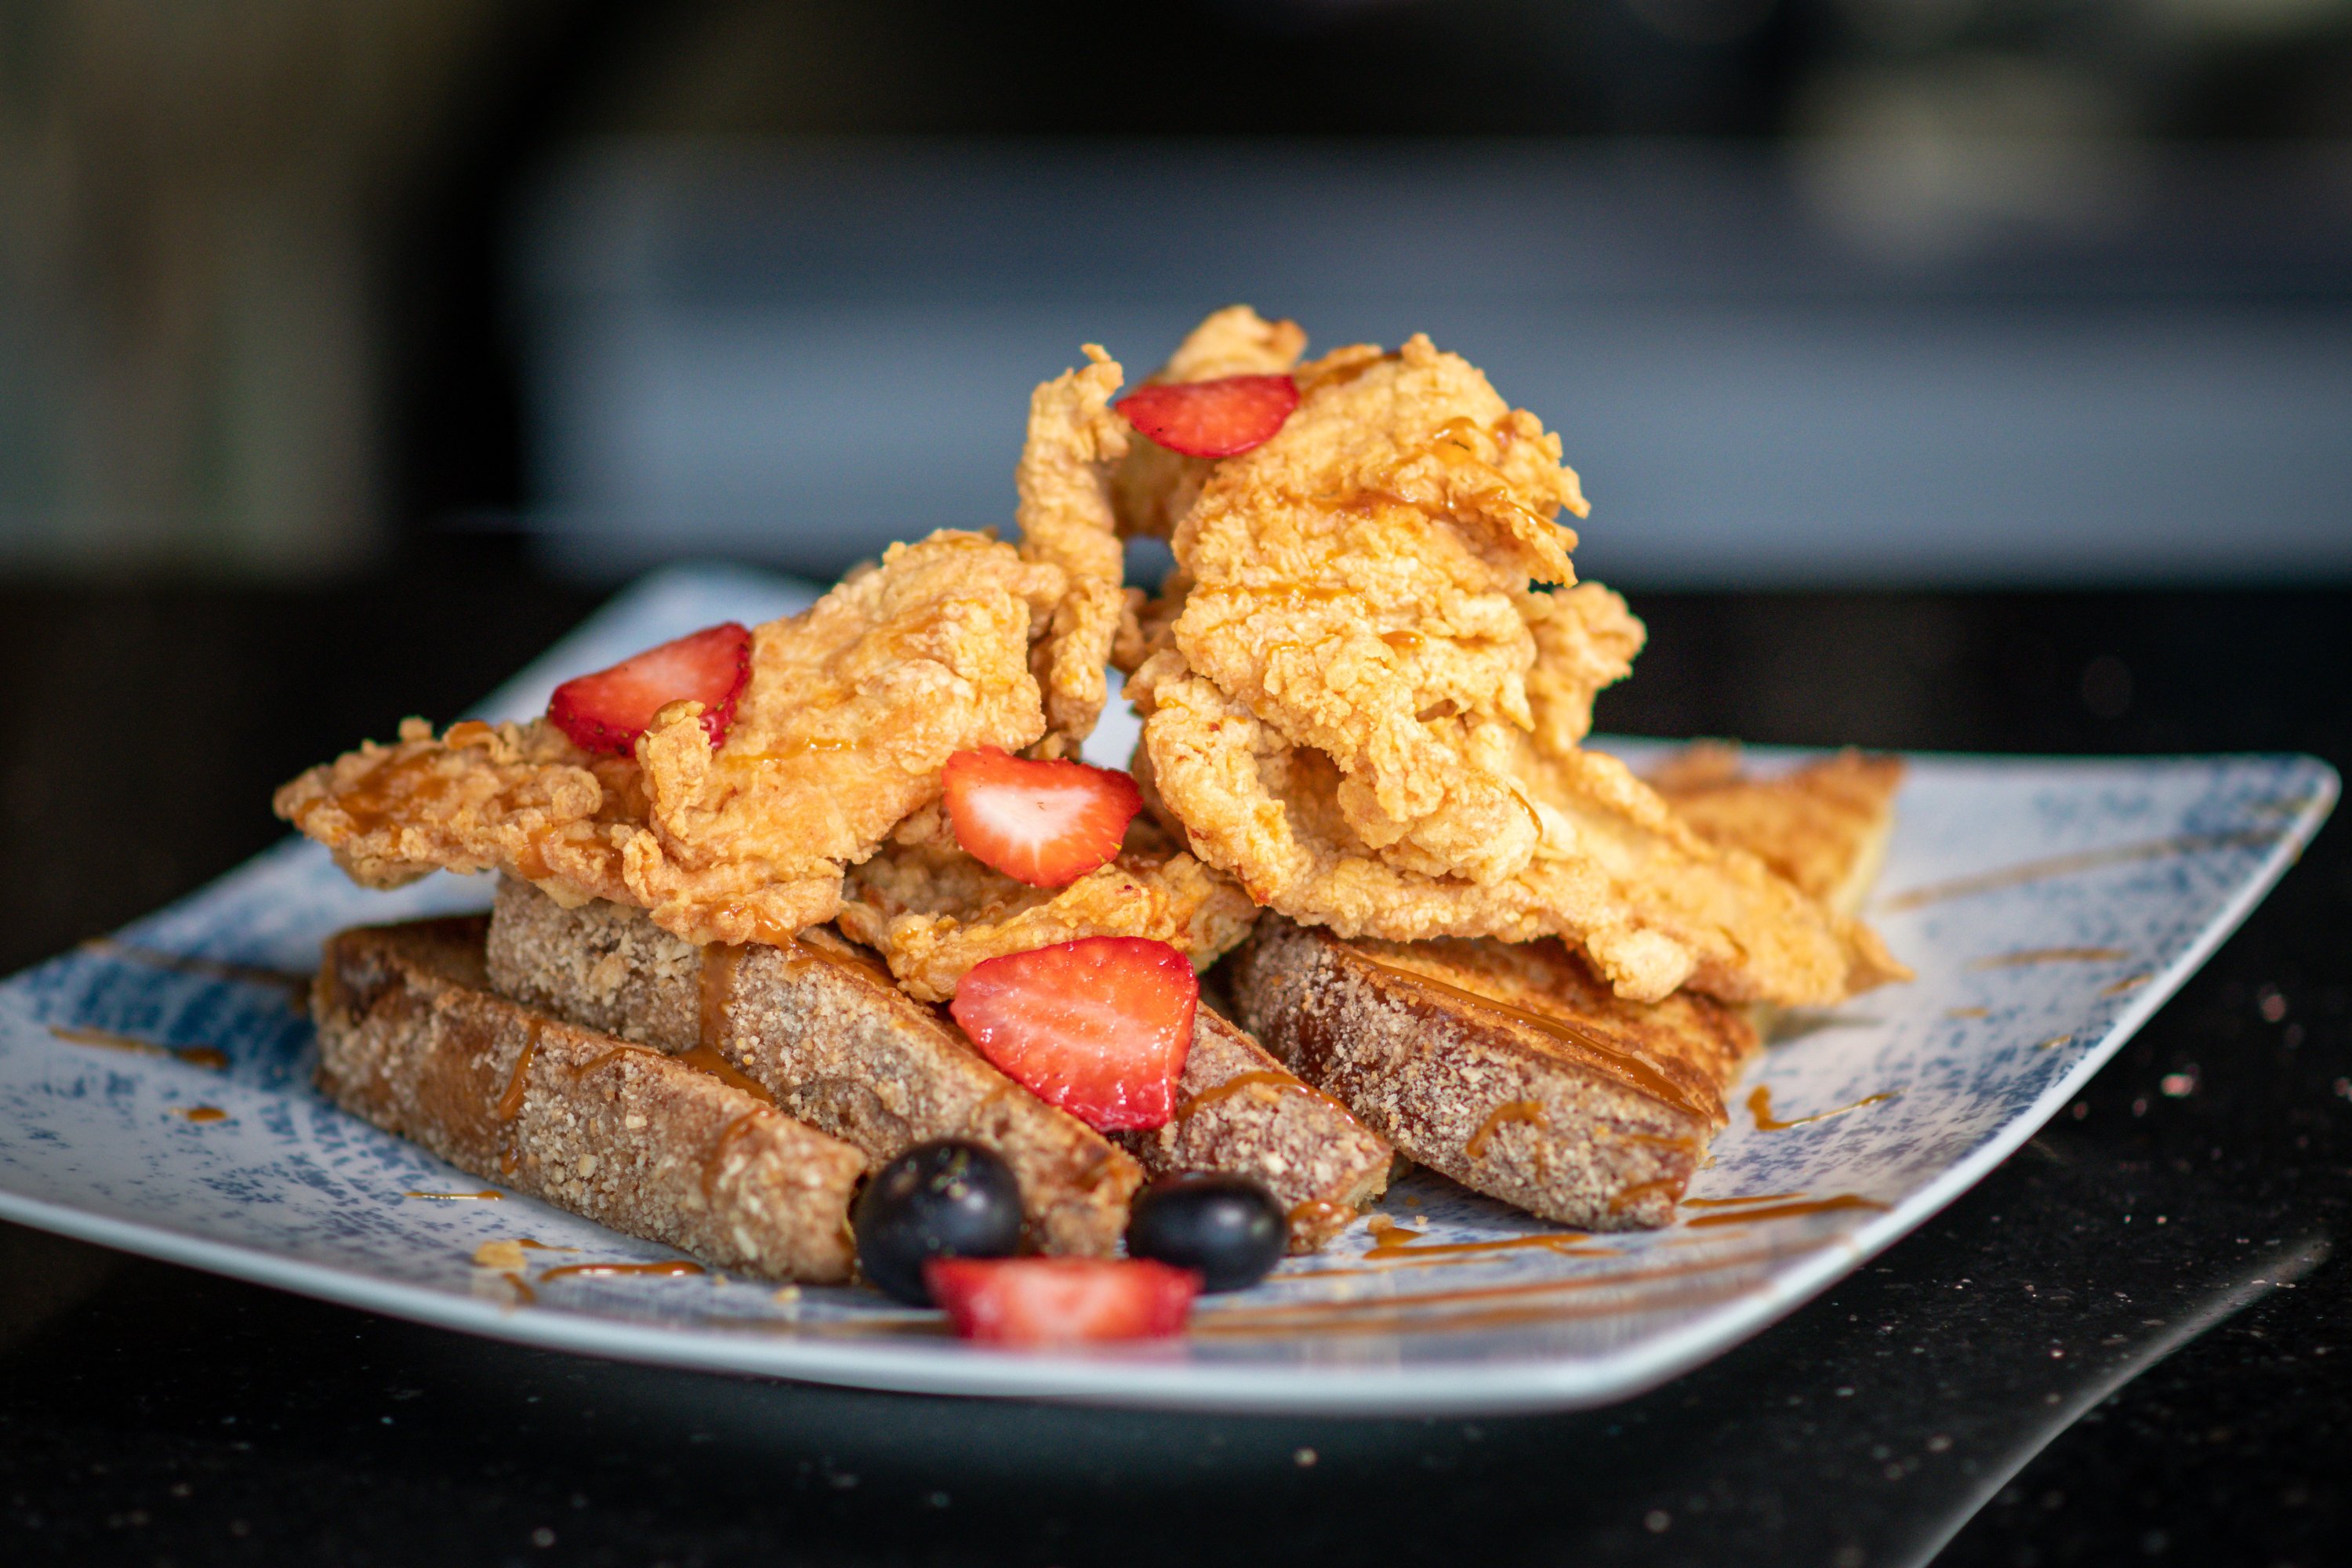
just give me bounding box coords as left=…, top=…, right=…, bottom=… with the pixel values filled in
left=276, top=532, right=1066, bottom=946
left=1133, top=664, right=1904, bottom=1006
left=1144, top=335, right=1593, bottom=884
left=1015, top=345, right=1138, bottom=757
left=837, top=812, right=1260, bottom=1002
left=1117, top=331, right=1902, bottom=1007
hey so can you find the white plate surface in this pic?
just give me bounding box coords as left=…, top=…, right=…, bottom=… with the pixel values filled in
left=0, top=564, right=2333, bottom=1414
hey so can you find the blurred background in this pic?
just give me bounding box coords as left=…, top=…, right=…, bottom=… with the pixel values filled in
left=3, top=0, right=2350, bottom=587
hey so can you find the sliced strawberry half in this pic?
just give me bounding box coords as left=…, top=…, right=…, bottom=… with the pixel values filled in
left=1116, top=374, right=1299, bottom=459
left=925, top=1258, right=1201, bottom=1346
left=949, top=936, right=1197, bottom=1131
left=547, top=622, right=752, bottom=757
left=942, top=748, right=1142, bottom=888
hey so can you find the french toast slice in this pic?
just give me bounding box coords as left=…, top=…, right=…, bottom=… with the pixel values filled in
left=1114, top=1004, right=1394, bottom=1252
left=1227, top=921, right=1755, bottom=1229
left=484, top=877, right=1143, bottom=1256
left=314, top=916, right=865, bottom=1282
left=1649, top=746, right=1904, bottom=919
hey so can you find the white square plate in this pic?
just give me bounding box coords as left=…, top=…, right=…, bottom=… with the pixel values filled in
left=0, top=565, right=2332, bottom=1414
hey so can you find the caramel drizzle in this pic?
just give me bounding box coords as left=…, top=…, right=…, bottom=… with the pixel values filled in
left=1681, top=1194, right=1889, bottom=1229
left=536, top=1261, right=707, bottom=1283
left=503, top=1272, right=536, bottom=1305
left=1465, top=1099, right=1547, bottom=1160
left=1175, top=1069, right=1328, bottom=1125
left=494, top=1026, right=542, bottom=1123
left=179, top=1105, right=227, bottom=1123
left=699, top=943, right=745, bottom=1050
left=674, top=1044, right=776, bottom=1105
left=1352, top=956, right=1712, bottom=1119
left=1681, top=1192, right=1803, bottom=1209
left=1748, top=1085, right=1899, bottom=1132
left=1878, top=829, right=2284, bottom=913
left=1969, top=946, right=2132, bottom=970
left=405, top=1189, right=504, bottom=1201
left=2100, top=974, right=2154, bottom=997
left=48, top=1024, right=228, bottom=1071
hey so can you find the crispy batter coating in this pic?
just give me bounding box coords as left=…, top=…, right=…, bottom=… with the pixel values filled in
left=837, top=811, right=1259, bottom=1002
left=1149, top=335, right=1592, bottom=884
left=1014, top=346, right=1138, bottom=756
left=277, top=532, right=1065, bottom=946
left=1131, top=651, right=1903, bottom=1009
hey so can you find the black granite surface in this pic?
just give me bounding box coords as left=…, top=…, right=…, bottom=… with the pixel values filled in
left=0, top=543, right=2344, bottom=1566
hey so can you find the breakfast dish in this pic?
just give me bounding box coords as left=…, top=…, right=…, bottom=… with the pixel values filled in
left=268, top=310, right=1925, bottom=1313
left=0, top=309, right=2328, bottom=1401
left=0, top=563, right=2328, bottom=1410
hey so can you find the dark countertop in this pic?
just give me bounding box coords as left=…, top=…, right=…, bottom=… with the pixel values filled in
left=1, top=543, right=2345, bottom=1567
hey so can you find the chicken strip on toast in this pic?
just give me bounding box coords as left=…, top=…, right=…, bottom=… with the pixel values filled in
left=1123, top=332, right=1904, bottom=1007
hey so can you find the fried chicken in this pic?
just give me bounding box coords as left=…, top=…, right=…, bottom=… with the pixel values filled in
left=276, top=532, right=1066, bottom=946
left=1120, top=330, right=1902, bottom=1008
left=837, top=812, right=1259, bottom=1002
left=1014, top=346, right=1138, bottom=757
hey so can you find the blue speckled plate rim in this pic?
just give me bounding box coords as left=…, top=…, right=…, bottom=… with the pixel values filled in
left=0, top=564, right=2335, bottom=1415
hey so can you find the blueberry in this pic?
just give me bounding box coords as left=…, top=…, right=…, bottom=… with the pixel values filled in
left=1125, top=1174, right=1285, bottom=1292
left=853, top=1140, right=1024, bottom=1305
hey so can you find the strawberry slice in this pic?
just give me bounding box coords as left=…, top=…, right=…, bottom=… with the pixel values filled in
left=1116, top=374, right=1298, bottom=459
left=942, top=748, right=1142, bottom=888
left=547, top=622, right=752, bottom=757
left=924, top=1258, right=1201, bottom=1346
left=949, top=937, right=1197, bottom=1131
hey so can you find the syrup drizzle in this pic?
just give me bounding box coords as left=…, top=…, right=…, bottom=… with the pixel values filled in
left=1878, top=829, right=2282, bottom=913
left=48, top=1024, right=228, bottom=1071
left=406, top=1189, right=504, bottom=1201
left=1176, top=1070, right=1328, bottom=1124
left=1748, top=1085, right=1900, bottom=1131
left=178, top=1105, right=227, bottom=1123
left=494, top=1025, right=542, bottom=1122
left=1465, top=1099, right=1547, bottom=1160
left=1969, top=946, right=2132, bottom=969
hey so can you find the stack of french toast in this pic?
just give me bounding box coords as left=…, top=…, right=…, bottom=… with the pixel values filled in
left=281, top=308, right=1908, bottom=1310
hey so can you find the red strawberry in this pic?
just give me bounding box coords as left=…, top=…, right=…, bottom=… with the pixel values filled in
left=925, top=1257, right=1201, bottom=1346
left=547, top=622, right=752, bottom=757
left=1116, top=374, right=1298, bottom=459
left=942, top=748, right=1142, bottom=888
left=949, top=937, right=1197, bottom=1131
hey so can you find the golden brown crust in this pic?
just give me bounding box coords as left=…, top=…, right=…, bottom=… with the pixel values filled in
left=276, top=532, right=1065, bottom=948
left=484, top=877, right=1143, bottom=1256
left=1227, top=917, right=1759, bottom=1230
left=1650, top=746, right=1908, bottom=920
left=1134, top=661, right=1897, bottom=1006
left=1015, top=347, right=1138, bottom=756
left=1114, top=1005, right=1393, bottom=1252
left=836, top=813, right=1260, bottom=1002
left=314, top=916, right=865, bottom=1282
